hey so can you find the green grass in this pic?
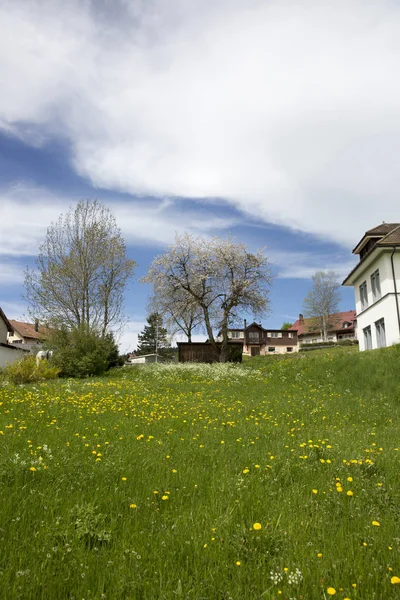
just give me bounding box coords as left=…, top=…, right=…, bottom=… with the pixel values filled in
left=1, top=347, right=400, bottom=599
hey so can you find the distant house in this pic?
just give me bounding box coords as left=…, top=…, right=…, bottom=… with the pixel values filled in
left=218, top=321, right=299, bottom=356
left=343, top=222, right=400, bottom=351
left=7, top=319, right=48, bottom=352
left=0, top=307, right=29, bottom=367
left=288, top=311, right=357, bottom=345
left=126, top=353, right=165, bottom=365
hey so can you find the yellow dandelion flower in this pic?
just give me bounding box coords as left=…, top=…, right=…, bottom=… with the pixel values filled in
left=372, top=520, right=380, bottom=526
left=327, top=587, right=336, bottom=595
left=161, top=495, right=169, bottom=500
left=29, top=466, right=37, bottom=472
left=347, top=490, right=354, bottom=496
left=121, top=477, right=127, bottom=481
left=312, top=489, right=318, bottom=494
left=235, top=561, right=241, bottom=566
left=347, top=476, right=353, bottom=482
left=253, top=522, right=262, bottom=531
left=391, top=576, right=400, bottom=584
left=129, top=504, right=137, bottom=509
left=352, top=583, right=357, bottom=588
left=317, top=553, right=323, bottom=558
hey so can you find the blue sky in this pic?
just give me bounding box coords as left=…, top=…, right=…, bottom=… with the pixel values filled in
left=2, top=0, right=400, bottom=351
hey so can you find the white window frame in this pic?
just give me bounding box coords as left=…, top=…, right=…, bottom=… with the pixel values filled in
left=359, top=281, right=368, bottom=310
left=371, top=269, right=381, bottom=301
left=248, top=331, right=259, bottom=341
left=375, top=318, right=386, bottom=348
left=363, top=325, right=372, bottom=350
left=231, top=331, right=242, bottom=339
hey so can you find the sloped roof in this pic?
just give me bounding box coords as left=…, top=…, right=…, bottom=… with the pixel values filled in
left=9, top=320, right=48, bottom=340
left=352, top=223, right=400, bottom=253
left=366, top=223, right=400, bottom=236
left=376, top=224, right=400, bottom=246
left=0, top=307, right=13, bottom=333
left=288, top=310, right=356, bottom=336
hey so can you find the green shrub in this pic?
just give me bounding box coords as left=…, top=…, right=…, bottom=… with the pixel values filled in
left=2, top=355, right=60, bottom=385
left=48, top=325, right=123, bottom=378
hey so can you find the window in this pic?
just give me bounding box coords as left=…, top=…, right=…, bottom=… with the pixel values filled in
left=268, top=332, right=282, bottom=338
left=288, top=332, right=294, bottom=338
left=231, top=331, right=242, bottom=339
left=375, top=318, right=386, bottom=348
left=371, top=269, right=381, bottom=301
left=249, top=331, right=259, bottom=341
left=359, top=281, right=368, bottom=310
left=363, top=326, right=372, bottom=350
left=286, top=347, right=293, bottom=352
left=268, top=347, right=275, bottom=352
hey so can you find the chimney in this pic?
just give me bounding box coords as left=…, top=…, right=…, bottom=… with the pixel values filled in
left=34, top=318, right=39, bottom=332
left=299, top=313, right=304, bottom=324
left=244, top=319, right=247, bottom=329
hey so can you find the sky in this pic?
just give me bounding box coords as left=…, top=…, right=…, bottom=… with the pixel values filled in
left=2, top=0, right=399, bottom=352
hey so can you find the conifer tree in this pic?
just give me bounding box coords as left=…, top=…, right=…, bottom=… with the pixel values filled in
left=136, top=313, right=172, bottom=358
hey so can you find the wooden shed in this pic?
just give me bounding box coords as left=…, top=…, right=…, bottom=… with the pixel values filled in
left=177, top=342, right=243, bottom=363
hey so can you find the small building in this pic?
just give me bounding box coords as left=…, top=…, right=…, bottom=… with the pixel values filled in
left=177, top=341, right=243, bottom=363
left=126, top=353, right=165, bottom=365
left=289, top=311, right=357, bottom=345
left=7, top=319, right=48, bottom=353
left=0, top=307, right=29, bottom=367
left=343, top=222, right=400, bottom=351
left=218, top=321, right=298, bottom=356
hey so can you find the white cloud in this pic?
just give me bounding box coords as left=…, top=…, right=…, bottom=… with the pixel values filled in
left=268, top=249, right=357, bottom=280
left=0, top=183, right=239, bottom=257
left=2, top=0, right=400, bottom=245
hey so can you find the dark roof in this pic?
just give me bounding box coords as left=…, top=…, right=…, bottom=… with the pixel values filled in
left=376, top=224, right=400, bottom=246
left=288, top=310, right=356, bottom=336
left=0, top=307, right=13, bottom=333
left=0, top=341, right=30, bottom=352
left=9, top=320, right=48, bottom=340
left=344, top=223, right=400, bottom=284
left=352, top=222, right=400, bottom=253
left=366, top=223, right=400, bottom=236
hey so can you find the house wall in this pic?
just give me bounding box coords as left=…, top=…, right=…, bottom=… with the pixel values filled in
left=353, top=251, right=400, bottom=350
left=0, top=318, right=8, bottom=344
left=0, top=345, right=28, bottom=368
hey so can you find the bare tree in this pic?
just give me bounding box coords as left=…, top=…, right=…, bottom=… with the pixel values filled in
left=149, top=290, right=204, bottom=343
left=144, top=234, right=272, bottom=361
left=303, top=271, right=341, bottom=341
left=24, top=199, right=136, bottom=334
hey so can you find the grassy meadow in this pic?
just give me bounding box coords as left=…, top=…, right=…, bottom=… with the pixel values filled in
left=1, top=346, right=400, bottom=599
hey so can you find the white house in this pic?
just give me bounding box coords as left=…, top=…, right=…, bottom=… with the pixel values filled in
left=343, top=222, right=400, bottom=351
left=289, top=311, right=357, bottom=344
left=0, top=307, right=29, bottom=367
left=7, top=319, right=47, bottom=352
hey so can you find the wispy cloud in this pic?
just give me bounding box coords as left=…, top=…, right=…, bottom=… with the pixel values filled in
left=268, top=249, right=357, bottom=280
left=1, top=0, right=400, bottom=245
left=0, top=183, right=240, bottom=257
